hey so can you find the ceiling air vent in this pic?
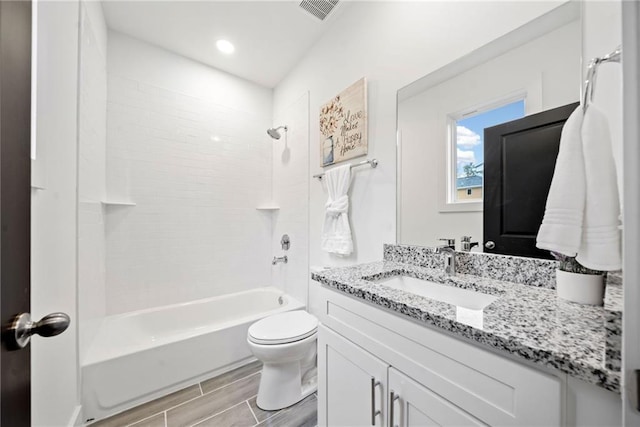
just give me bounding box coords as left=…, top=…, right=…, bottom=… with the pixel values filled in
left=299, top=0, right=339, bottom=21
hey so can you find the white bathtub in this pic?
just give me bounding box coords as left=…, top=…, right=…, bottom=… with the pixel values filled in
left=82, top=287, right=304, bottom=422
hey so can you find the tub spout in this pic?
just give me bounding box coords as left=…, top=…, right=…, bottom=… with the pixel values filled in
left=272, top=256, right=288, bottom=265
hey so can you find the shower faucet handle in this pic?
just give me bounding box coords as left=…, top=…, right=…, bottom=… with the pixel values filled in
left=281, top=234, right=290, bottom=251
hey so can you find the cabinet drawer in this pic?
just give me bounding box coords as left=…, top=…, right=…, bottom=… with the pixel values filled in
left=317, top=284, right=563, bottom=426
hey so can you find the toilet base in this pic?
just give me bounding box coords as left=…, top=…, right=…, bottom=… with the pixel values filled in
left=256, top=362, right=317, bottom=411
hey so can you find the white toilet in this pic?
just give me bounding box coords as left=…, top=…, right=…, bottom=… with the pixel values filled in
left=247, top=310, right=318, bottom=410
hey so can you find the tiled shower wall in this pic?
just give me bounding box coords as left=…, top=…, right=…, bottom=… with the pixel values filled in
left=104, top=32, right=274, bottom=314
left=271, top=93, right=310, bottom=305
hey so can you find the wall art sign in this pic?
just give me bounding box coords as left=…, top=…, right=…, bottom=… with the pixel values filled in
left=319, top=77, right=367, bottom=167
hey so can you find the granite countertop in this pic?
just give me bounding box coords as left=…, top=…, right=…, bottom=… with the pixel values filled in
left=311, top=260, right=622, bottom=393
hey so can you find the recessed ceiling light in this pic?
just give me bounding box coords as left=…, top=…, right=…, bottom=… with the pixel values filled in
left=216, top=39, right=235, bottom=54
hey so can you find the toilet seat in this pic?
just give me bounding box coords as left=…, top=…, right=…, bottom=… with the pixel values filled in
left=248, top=311, right=318, bottom=345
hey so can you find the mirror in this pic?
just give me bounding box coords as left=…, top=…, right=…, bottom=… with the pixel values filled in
left=396, top=2, right=582, bottom=258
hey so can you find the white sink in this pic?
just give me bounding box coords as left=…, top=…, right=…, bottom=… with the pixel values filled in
left=373, top=276, right=499, bottom=329
left=374, top=276, right=498, bottom=311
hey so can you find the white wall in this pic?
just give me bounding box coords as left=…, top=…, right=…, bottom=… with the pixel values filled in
left=582, top=1, right=622, bottom=207
left=77, top=0, right=108, bottom=365
left=271, top=92, right=310, bottom=305
left=31, top=0, right=81, bottom=425
left=274, top=1, right=566, bottom=271
left=105, top=32, right=274, bottom=314
left=398, top=20, right=581, bottom=248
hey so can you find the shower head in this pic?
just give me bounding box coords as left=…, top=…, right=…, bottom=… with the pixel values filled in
left=267, top=125, right=288, bottom=140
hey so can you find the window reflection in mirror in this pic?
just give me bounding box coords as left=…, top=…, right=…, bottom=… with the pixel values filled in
left=449, top=98, right=525, bottom=204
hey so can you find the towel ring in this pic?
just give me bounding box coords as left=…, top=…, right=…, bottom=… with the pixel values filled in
left=582, top=46, right=622, bottom=112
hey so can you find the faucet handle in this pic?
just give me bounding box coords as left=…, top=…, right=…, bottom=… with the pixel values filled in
left=438, top=238, right=456, bottom=248
left=461, top=236, right=479, bottom=252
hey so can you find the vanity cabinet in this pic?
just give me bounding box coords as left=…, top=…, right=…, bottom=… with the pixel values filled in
left=318, top=325, right=387, bottom=426
left=319, top=323, right=483, bottom=427
left=313, top=282, right=620, bottom=426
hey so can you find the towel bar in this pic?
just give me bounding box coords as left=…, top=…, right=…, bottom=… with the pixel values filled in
left=313, top=158, right=378, bottom=180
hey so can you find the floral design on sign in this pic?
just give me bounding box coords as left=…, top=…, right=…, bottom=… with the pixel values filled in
left=319, top=78, right=367, bottom=167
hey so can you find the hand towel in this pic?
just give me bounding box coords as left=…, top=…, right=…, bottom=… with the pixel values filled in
left=536, top=107, right=585, bottom=256
left=575, top=105, right=621, bottom=270
left=321, top=164, right=353, bottom=255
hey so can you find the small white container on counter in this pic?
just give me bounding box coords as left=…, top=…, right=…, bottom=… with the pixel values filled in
left=556, top=270, right=605, bottom=305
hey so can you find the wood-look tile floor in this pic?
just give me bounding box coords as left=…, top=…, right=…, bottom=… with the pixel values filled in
left=89, top=361, right=318, bottom=427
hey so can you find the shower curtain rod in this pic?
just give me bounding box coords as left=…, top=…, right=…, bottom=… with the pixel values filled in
left=313, top=158, right=378, bottom=180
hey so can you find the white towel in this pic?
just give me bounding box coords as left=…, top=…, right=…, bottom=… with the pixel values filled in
left=536, top=107, right=585, bottom=256
left=575, top=106, right=621, bottom=270
left=536, top=105, right=621, bottom=271
left=321, top=164, right=353, bottom=255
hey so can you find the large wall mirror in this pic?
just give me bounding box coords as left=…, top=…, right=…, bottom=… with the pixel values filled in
left=397, top=2, right=582, bottom=259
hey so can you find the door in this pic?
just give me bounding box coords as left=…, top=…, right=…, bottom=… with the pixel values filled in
left=388, top=367, right=484, bottom=427
left=484, top=102, right=579, bottom=259
left=1, top=3, right=72, bottom=426
left=318, top=324, right=387, bottom=427
left=0, top=1, right=33, bottom=425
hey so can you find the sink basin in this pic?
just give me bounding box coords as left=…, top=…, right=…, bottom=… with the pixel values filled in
left=373, top=276, right=498, bottom=311
left=372, top=276, right=499, bottom=329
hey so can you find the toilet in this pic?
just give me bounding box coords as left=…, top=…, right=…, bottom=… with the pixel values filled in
left=247, top=310, right=318, bottom=410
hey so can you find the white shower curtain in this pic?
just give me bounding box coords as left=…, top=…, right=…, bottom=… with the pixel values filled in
left=321, top=164, right=353, bottom=255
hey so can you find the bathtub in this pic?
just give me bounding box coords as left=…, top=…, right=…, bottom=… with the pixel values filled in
left=81, top=287, right=304, bottom=422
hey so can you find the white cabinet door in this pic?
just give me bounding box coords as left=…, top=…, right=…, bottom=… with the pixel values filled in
left=318, top=324, right=388, bottom=427
left=389, top=367, right=484, bottom=427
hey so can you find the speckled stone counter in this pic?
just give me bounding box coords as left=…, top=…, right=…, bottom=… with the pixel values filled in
left=604, top=272, right=623, bottom=372
left=311, top=259, right=622, bottom=393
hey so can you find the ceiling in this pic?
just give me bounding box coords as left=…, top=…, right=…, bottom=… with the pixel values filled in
left=101, top=1, right=345, bottom=88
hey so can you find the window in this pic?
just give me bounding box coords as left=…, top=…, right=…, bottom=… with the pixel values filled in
left=448, top=98, right=525, bottom=204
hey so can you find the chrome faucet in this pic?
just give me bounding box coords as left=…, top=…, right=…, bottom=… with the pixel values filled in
left=435, top=240, right=456, bottom=276
left=272, top=255, right=288, bottom=265
left=438, top=238, right=455, bottom=251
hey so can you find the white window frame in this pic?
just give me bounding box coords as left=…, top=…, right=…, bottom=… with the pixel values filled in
left=439, top=91, right=526, bottom=213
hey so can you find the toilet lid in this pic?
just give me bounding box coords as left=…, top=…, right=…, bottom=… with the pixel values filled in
left=248, top=311, right=318, bottom=345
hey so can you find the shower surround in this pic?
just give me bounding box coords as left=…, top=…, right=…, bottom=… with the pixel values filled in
left=104, top=31, right=274, bottom=314
left=78, top=21, right=279, bottom=370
